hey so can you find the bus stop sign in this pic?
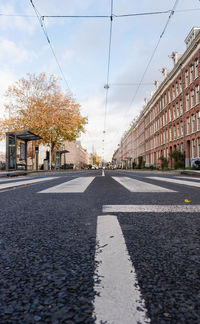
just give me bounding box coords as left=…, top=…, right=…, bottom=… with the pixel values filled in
left=35, top=145, right=39, bottom=153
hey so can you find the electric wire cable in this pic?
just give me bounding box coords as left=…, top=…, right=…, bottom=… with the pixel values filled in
left=0, top=7, right=199, bottom=18
left=102, top=0, right=114, bottom=163
left=29, top=0, right=71, bottom=92
left=110, top=0, right=180, bottom=153
left=127, top=0, right=179, bottom=109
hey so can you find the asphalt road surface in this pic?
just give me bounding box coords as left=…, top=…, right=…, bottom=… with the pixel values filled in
left=0, top=170, right=200, bottom=323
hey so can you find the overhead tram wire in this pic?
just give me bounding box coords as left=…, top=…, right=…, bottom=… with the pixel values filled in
left=29, top=0, right=71, bottom=92
left=0, top=8, right=200, bottom=19
left=109, top=0, right=180, bottom=152
left=102, top=0, right=114, bottom=164
left=127, top=0, right=180, bottom=110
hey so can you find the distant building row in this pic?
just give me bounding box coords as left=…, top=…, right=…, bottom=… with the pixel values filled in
left=0, top=140, right=91, bottom=170
left=112, top=27, right=200, bottom=168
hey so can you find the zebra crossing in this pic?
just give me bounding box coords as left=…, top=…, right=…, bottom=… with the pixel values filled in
left=0, top=176, right=60, bottom=191
left=0, top=174, right=200, bottom=193
left=147, top=176, right=200, bottom=188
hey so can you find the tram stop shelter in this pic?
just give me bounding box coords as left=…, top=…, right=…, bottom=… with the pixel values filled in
left=55, top=149, right=69, bottom=169
left=6, top=130, right=41, bottom=171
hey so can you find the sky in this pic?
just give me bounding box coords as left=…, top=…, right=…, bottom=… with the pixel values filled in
left=0, top=0, right=200, bottom=160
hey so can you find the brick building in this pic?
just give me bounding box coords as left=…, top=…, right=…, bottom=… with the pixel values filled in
left=62, top=140, right=90, bottom=168
left=112, top=27, right=200, bottom=168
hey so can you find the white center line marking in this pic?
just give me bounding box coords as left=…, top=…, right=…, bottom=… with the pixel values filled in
left=94, top=215, right=150, bottom=324
left=38, top=177, right=95, bottom=193
left=147, top=176, right=200, bottom=188
left=112, top=176, right=176, bottom=192
left=102, top=205, right=200, bottom=213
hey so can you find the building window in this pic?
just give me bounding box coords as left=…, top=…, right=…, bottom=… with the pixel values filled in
left=197, top=111, right=200, bottom=131
left=192, top=139, right=195, bottom=158
left=181, top=143, right=184, bottom=152
left=168, top=90, right=171, bottom=103
left=179, top=78, right=182, bottom=92
left=173, top=105, right=176, bottom=120
left=172, top=85, right=175, bottom=100
left=196, top=85, right=199, bottom=104
left=169, top=127, right=172, bottom=141
left=176, top=82, right=178, bottom=96
left=165, top=111, right=167, bottom=125
left=190, top=65, right=194, bottom=83
left=176, top=102, right=179, bottom=117
left=181, top=121, right=183, bottom=136
left=195, top=58, right=199, bottom=78
left=180, top=100, right=183, bottom=115
left=197, top=138, right=200, bottom=157
left=177, top=123, right=180, bottom=137
left=169, top=108, right=171, bottom=122
left=186, top=93, right=189, bottom=111
left=174, top=125, right=176, bottom=139
left=185, top=70, right=188, bottom=88
left=166, top=129, right=168, bottom=143
left=192, top=114, right=196, bottom=133
left=187, top=117, right=190, bottom=135
left=191, top=89, right=194, bottom=107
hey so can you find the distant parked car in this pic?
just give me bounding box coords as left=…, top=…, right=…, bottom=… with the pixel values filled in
left=91, top=165, right=98, bottom=170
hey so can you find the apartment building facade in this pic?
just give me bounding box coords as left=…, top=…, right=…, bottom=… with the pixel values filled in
left=62, top=140, right=90, bottom=168
left=113, top=27, right=200, bottom=168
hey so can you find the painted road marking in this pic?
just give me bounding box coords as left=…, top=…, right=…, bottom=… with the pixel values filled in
left=147, top=176, right=200, bottom=188
left=0, top=177, right=33, bottom=183
left=0, top=177, right=59, bottom=191
left=103, top=205, right=200, bottom=213
left=112, top=176, right=176, bottom=192
left=176, top=176, right=200, bottom=181
left=38, top=177, right=95, bottom=193
left=94, top=215, right=150, bottom=324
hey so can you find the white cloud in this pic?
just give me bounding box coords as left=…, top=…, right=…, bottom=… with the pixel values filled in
left=0, top=39, right=30, bottom=65
left=0, top=3, right=36, bottom=34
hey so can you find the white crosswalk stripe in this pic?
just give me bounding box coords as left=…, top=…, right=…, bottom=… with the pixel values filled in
left=147, top=176, right=200, bottom=188
left=112, top=176, right=176, bottom=192
left=176, top=176, right=200, bottom=181
left=0, top=177, right=33, bottom=183
left=38, top=177, right=95, bottom=193
left=94, top=215, right=150, bottom=324
left=103, top=205, right=200, bottom=213
left=0, top=177, right=59, bottom=191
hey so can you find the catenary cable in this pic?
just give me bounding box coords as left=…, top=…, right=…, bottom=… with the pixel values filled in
left=102, top=0, right=114, bottom=163
left=30, top=0, right=71, bottom=92
left=110, top=0, right=180, bottom=157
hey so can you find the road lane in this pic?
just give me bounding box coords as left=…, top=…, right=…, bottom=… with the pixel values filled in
left=94, top=215, right=150, bottom=324
left=0, top=171, right=200, bottom=323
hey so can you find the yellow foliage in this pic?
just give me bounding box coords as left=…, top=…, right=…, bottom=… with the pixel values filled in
left=0, top=73, right=87, bottom=152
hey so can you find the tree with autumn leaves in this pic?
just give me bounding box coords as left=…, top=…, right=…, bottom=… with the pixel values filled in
left=0, top=73, right=87, bottom=155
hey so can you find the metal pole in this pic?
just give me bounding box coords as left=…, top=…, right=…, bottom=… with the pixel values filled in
left=9, top=106, right=11, bottom=131
left=49, top=137, right=52, bottom=170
